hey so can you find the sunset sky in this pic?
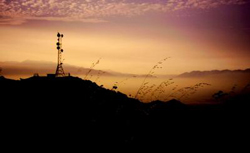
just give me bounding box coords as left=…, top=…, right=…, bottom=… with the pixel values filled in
left=0, top=0, right=250, bottom=75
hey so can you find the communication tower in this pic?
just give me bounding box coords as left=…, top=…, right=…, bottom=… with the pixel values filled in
left=55, top=32, right=65, bottom=77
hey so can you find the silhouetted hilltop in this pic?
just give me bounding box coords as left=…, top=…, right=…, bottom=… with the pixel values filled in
left=1, top=75, right=250, bottom=145
left=0, top=76, right=13, bottom=81
left=0, top=76, right=6, bottom=80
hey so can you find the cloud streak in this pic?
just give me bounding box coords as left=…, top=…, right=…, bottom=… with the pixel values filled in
left=0, top=0, right=248, bottom=25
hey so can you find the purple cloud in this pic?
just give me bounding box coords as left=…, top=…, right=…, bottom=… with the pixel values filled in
left=0, top=0, right=248, bottom=25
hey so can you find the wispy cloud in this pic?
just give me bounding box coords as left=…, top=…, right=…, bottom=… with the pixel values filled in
left=0, top=0, right=248, bottom=25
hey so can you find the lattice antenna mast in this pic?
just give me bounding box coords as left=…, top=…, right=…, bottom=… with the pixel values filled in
left=55, top=32, right=65, bottom=77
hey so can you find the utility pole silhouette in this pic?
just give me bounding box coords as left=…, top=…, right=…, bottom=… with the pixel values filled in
left=55, top=32, right=65, bottom=77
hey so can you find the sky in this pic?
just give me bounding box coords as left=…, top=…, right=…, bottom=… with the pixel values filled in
left=0, top=0, right=250, bottom=75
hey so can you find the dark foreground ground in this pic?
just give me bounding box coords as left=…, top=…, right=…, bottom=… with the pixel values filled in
left=1, top=76, right=250, bottom=148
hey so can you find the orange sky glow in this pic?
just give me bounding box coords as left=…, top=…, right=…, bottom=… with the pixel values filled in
left=1, top=0, right=250, bottom=75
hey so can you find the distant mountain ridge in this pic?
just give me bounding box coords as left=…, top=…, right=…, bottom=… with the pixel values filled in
left=0, top=60, right=158, bottom=78
left=2, top=60, right=250, bottom=79
left=0, top=60, right=109, bottom=76
left=0, top=60, right=139, bottom=77
left=178, top=68, right=250, bottom=78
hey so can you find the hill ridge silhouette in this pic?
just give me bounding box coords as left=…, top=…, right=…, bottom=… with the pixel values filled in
left=1, top=75, right=250, bottom=145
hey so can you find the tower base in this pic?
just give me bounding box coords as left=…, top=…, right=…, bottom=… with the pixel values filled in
left=55, top=64, right=65, bottom=77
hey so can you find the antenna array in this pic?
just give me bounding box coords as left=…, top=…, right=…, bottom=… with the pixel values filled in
left=55, top=32, right=65, bottom=77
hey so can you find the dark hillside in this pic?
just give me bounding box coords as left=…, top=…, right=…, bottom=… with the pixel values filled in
left=1, top=76, right=250, bottom=146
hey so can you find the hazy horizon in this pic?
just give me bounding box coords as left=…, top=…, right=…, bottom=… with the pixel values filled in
left=1, top=59, right=250, bottom=78
left=1, top=59, right=250, bottom=104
